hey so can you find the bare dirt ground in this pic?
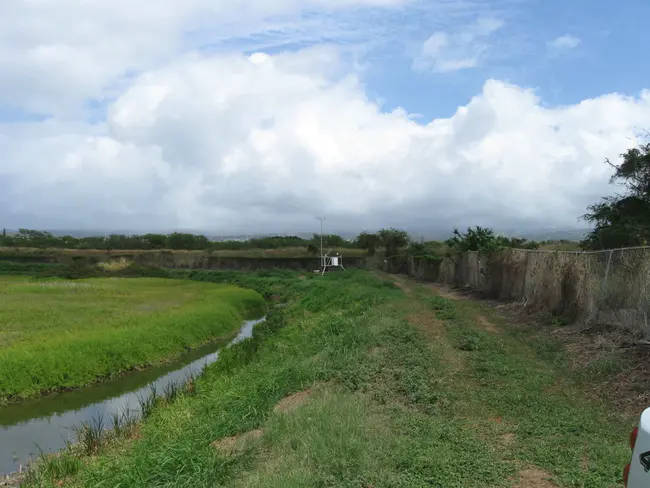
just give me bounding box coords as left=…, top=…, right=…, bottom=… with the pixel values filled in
left=511, top=468, right=558, bottom=487
left=273, top=389, right=313, bottom=414
left=211, top=429, right=264, bottom=454
left=476, top=315, right=500, bottom=333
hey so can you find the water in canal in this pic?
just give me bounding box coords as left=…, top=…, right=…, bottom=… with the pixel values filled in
left=0, top=317, right=266, bottom=475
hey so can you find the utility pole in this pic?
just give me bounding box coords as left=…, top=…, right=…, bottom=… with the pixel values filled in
left=316, top=216, right=326, bottom=267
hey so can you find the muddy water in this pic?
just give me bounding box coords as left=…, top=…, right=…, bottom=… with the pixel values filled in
left=0, top=317, right=265, bottom=475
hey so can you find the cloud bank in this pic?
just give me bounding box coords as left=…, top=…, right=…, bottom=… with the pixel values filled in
left=1, top=1, right=649, bottom=235
left=2, top=46, right=649, bottom=234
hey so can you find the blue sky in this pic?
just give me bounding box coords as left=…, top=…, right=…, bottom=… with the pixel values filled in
left=1, top=0, right=650, bottom=234
left=187, top=0, right=650, bottom=119
left=355, top=0, right=650, bottom=118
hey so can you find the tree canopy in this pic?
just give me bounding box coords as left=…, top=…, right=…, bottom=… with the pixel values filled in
left=0, top=230, right=358, bottom=252
left=355, top=231, right=380, bottom=256
left=377, top=228, right=410, bottom=257
left=581, top=141, right=650, bottom=250
left=445, top=226, right=538, bottom=253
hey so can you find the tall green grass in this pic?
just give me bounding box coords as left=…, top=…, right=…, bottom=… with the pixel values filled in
left=0, top=277, right=264, bottom=401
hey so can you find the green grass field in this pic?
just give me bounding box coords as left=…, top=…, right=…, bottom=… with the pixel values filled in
left=16, top=270, right=636, bottom=487
left=0, top=277, right=265, bottom=401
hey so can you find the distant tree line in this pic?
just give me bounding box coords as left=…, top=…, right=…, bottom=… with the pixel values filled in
left=0, top=229, right=363, bottom=252
left=0, top=226, right=568, bottom=255
left=0, top=228, right=414, bottom=254
left=355, top=227, right=544, bottom=256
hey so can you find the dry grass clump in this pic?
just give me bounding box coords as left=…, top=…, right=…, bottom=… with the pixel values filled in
left=97, top=257, right=133, bottom=271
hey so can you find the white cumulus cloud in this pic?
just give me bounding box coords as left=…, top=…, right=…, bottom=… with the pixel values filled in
left=414, top=17, right=504, bottom=73
left=2, top=47, right=649, bottom=234
left=0, top=0, right=410, bottom=117
left=547, top=34, right=581, bottom=52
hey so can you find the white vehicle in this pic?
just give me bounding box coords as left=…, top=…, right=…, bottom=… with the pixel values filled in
left=624, top=407, right=650, bottom=487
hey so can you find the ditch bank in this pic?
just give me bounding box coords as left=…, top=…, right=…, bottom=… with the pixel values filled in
left=0, top=249, right=368, bottom=271
left=0, top=317, right=267, bottom=476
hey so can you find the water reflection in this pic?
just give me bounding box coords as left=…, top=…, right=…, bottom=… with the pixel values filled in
left=0, top=317, right=265, bottom=474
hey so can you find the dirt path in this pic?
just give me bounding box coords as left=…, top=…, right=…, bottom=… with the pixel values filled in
left=425, top=282, right=469, bottom=300
left=376, top=271, right=412, bottom=295
left=381, top=273, right=628, bottom=487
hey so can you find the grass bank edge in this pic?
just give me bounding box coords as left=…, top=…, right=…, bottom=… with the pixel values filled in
left=19, top=271, right=403, bottom=486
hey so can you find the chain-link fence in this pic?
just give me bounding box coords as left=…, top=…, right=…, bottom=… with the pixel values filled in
left=387, top=247, right=650, bottom=336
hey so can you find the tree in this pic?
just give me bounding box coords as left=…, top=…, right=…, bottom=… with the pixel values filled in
left=407, top=239, right=426, bottom=256
left=15, top=229, right=58, bottom=248
left=377, top=228, right=409, bottom=257
left=446, top=226, right=499, bottom=252
left=166, top=233, right=210, bottom=250
left=355, top=231, right=379, bottom=256
left=446, top=226, right=538, bottom=252
left=142, top=234, right=167, bottom=249
left=0, top=228, right=12, bottom=247
left=581, top=140, right=650, bottom=249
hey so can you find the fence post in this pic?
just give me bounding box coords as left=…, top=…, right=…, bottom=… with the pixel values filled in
left=637, top=249, right=650, bottom=337
left=520, top=251, right=529, bottom=302
left=601, top=249, right=614, bottom=294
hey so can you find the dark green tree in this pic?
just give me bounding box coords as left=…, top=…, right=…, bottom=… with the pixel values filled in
left=166, top=233, right=210, bottom=250
left=445, top=227, right=537, bottom=252
left=355, top=231, right=379, bottom=256
left=581, top=141, right=650, bottom=249
left=377, top=228, right=409, bottom=257
left=446, top=226, right=499, bottom=252
left=0, top=228, right=10, bottom=247
left=142, top=234, right=168, bottom=249
left=15, top=229, right=58, bottom=248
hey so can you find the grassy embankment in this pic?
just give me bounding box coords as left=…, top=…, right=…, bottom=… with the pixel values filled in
left=0, top=277, right=265, bottom=402
left=16, top=269, right=635, bottom=487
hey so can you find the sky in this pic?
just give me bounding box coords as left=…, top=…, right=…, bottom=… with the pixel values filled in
left=1, top=0, right=650, bottom=236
